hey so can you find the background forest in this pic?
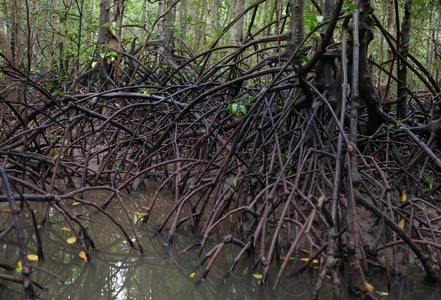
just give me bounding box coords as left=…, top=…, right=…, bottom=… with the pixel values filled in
left=1, top=0, right=441, bottom=299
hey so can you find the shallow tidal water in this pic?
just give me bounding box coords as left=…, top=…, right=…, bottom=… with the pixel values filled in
left=0, top=188, right=440, bottom=299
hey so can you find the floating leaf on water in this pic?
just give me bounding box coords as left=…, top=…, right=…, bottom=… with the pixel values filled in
left=79, top=251, right=87, bottom=261
left=61, top=227, right=72, bottom=231
left=27, top=254, right=39, bottom=261
left=190, top=272, right=196, bottom=278
left=398, top=219, right=405, bottom=229
left=401, top=191, right=407, bottom=202
left=365, top=282, right=374, bottom=293
left=72, top=202, right=81, bottom=206
left=253, top=274, right=263, bottom=279
left=299, top=258, right=318, bottom=263
left=376, top=291, right=389, bottom=296
left=67, top=237, right=77, bottom=244
left=134, top=212, right=146, bottom=216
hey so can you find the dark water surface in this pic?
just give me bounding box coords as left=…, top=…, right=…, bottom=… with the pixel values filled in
left=1, top=189, right=440, bottom=299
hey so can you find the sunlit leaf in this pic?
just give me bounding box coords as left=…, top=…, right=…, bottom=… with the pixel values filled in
left=17, top=261, right=22, bottom=268
left=61, top=227, right=72, bottom=231
left=398, top=219, right=405, bottom=229
left=134, top=212, right=146, bottom=216
left=365, top=282, right=374, bottom=293
left=299, top=258, right=318, bottom=263
left=79, top=251, right=87, bottom=261
left=280, top=256, right=295, bottom=260
left=72, top=202, right=81, bottom=206
left=91, top=62, right=97, bottom=68
left=253, top=274, right=263, bottom=279
left=376, top=291, right=389, bottom=296
left=190, top=272, right=196, bottom=278
left=27, top=254, right=38, bottom=261
left=67, top=237, right=77, bottom=244
left=401, top=191, right=407, bottom=202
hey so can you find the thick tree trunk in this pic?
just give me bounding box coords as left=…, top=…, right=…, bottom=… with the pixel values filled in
left=234, top=0, right=245, bottom=44
left=397, top=0, right=412, bottom=119
left=288, top=0, right=304, bottom=52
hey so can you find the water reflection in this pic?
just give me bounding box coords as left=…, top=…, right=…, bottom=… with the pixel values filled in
left=1, top=189, right=440, bottom=299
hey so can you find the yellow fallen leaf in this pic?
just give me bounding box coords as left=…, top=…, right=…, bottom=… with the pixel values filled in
left=280, top=256, right=295, bottom=260
left=401, top=191, right=407, bottom=202
left=0, top=210, right=11, bottom=212
left=91, top=62, right=97, bottom=68
left=365, top=282, right=374, bottom=293
left=190, top=272, right=196, bottom=278
left=253, top=274, right=263, bottom=279
left=142, top=206, right=149, bottom=210
left=72, top=202, right=81, bottom=206
left=326, top=275, right=331, bottom=279
left=398, top=218, right=405, bottom=229
left=27, top=254, right=38, bottom=261
left=301, top=249, right=310, bottom=253
left=18, top=261, right=22, bottom=268
left=61, top=227, right=72, bottom=231
left=376, top=291, right=389, bottom=296
left=282, top=224, right=287, bottom=229
left=79, top=251, right=87, bottom=261
left=115, top=103, right=120, bottom=108
left=299, top=258, right=319, bottom=263
left=67, top=237, right=77, bottom=244
left=134, top=212, right=145, bottom=216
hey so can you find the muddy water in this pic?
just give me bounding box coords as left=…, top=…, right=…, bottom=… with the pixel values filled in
left=0, top=188, right=440, bottom=299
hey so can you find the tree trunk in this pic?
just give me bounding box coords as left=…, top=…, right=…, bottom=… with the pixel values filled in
left=0, top=28, right=17, bottom=101
left=379, top=0, right=395, bottom=102
left=397, top=0, right=412, bottom=119
left=234, top=0, right=245, bottom=44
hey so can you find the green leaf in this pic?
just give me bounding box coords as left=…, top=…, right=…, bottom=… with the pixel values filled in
left=386, top=125, right=393, bottom=133
left=59, top=16, right=67, bottom=22
left=90, top=97, right=97, bottom=106
left=239, top=105, right=247, bottom=115
left=299, top=55, right=310, bottom=63
left=349, top=3, right=357, bottom=10
left=316, top=15, right=323, bottom=23
left=396, top=120, right=401, bottom=129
